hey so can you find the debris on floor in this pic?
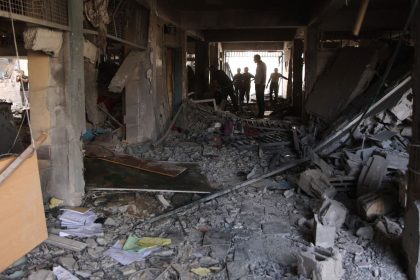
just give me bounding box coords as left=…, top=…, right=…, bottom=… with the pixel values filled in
left=0, top=67, right=414, bottom=279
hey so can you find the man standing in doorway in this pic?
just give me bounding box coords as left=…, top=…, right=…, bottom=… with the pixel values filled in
left=266, top=68, right=288, bottom=101
left=241, top=67, right=254, bottom=105
left=254, top=54, right=266, bottom=118
left=233, top=68, right=243, bottom=107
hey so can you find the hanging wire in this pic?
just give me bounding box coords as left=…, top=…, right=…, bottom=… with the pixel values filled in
left=7, top=0, right=35, bottom=148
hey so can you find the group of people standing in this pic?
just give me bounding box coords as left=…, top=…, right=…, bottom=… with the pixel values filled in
left=210, top=54, right=287, bottom=118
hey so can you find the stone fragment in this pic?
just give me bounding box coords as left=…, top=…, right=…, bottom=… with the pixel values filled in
left=86, top=238, right=97, bottom=248
left=314, top=215, right=336, bottom=248
left=28, top=269, right=55, bottom=280
left=45, top=234, right=87, bottom=252
left=318, top=199, right=347, bottom=229
left=119, top=264, right=137, bottom=276
left=58, top=255, right=77, bottom=271
left=199, top=256, right=219, bottom=267
left=227, top=261, right=249, bottom=280
left=357, top=155, right=388, bottom=196
left=262, top=222, right=290, bottom=235
left=298, top=169, right=336, bottom=199
left=297, top=246, right=343, bottom=280
left=283, top=189, right=295, bottom=198
left=356, top=226, right=375, bottom=240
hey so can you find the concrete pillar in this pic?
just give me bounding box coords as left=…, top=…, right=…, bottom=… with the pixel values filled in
left=209, top=42, right=219, bottom=69
left=303, top=26, right=319, bottom=122
left=292, top=39, right=304, bottom=115
left=403, top=4, right=420, bottom=280
left=304, top=26, right=319, bottom=102
left=62, top=0, right=85, bottom=205
left=194, top=41, right=209, bottom=98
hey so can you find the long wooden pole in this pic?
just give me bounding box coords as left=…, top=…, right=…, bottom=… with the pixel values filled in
left=0, top=133, right=47, bottom=186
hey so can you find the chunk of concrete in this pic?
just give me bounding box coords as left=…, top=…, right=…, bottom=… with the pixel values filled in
left=356, top=226, right=375, bottom=240
left=318, top=199, right=347, bottom=229
left=297, top=246, right=343, bottom=280
left=28, top=269, right=55, bottom=280
left=23, top=27, right=63, bottom=57
left=314, top=215, right=336, bottom=248
left=357, top=155, right=388, bottom=196
left=227, top=261, right=249, bottom=280
left=45, top=234, right=87, bottom=252
left=298, top=169, right=336, bottom=199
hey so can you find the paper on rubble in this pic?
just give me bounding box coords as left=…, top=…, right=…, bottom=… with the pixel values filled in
left=104, top=240, right=157, bottom=265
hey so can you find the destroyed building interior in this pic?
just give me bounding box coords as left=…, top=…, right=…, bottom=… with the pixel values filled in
left=1, top=0, right=420, bottom=279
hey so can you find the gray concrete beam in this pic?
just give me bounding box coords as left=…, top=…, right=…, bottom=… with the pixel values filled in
left=203, top=29, right=297, bottom=42
left=180, top=10, right=306, bottom=30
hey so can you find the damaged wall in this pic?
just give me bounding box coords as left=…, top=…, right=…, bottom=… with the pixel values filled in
left=125, top=0, right=187, bottom=143
left=27, top=0, right=86, bottom=206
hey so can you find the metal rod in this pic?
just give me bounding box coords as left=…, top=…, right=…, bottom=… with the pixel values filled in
left=353, top=0, right=370, bottom=36
left=134, top=158, right=308, bottom=228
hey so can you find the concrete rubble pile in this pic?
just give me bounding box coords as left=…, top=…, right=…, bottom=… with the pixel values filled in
left=0, top=87, right=411, bottom=279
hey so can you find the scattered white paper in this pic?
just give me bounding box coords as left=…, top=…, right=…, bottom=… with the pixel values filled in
left=59, top=209, right=103, bottom=237
left=53, top=266, right=79, bottom=280
left=104, top=241, right=157, bottom=265
left=59, top=209, right=97, bottom=227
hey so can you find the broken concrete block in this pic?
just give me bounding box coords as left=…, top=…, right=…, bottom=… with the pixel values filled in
left=203, top=231, right=231, bottom=246
left=318, top=199, right=347, bottom=229
left=28, top=269, right=55, bottom=280
left=45, top=234, right=87, bottom=252
left=390, top=90, right=413, bottom=121
left=298, top=169, right=336, bottom=199
left=314, top=215, right=336, bottom=248
left=297, top=245, right=343, bottom=280
left=227, top=261, right=249, bottom=280
left=357, top=191, right=398, bottom=221
left=357, top=155, right=388, bottom=196
left=356, top=226, right=375, bottom=240
left=311, top=152, right=335, bottom=177
left=386, top=152, right=409, bottom=172
left=23, top=27, right=63, bottom=57
left=262, top=222, right=290, bottom=235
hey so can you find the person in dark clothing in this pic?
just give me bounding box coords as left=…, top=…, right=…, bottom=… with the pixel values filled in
left=232, top=68, right=243, bottom=106
left=241, top=67, right=254, bottom=105
left=209, top=65, right=238, bottom=111
left=254, top=54, right=266, bottom=118
left=16, top=70, right=29, bottom=105
left=266, top=68, right=288, bottom=101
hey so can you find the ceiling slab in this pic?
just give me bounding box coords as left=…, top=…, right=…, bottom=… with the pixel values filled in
left=203, top=29, right=297, bottom=42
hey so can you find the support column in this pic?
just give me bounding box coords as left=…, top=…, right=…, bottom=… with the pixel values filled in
left=209, top=42, right=219, bottom=69
left=194, top=41, right=209, bottom=98
left=403, top=4, right=420, bottom=279
left=292, top=39, right=304, bottom=115
left=63, top=0, right=85, bottom=205
left=304, top=26, right=318, bottom=103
